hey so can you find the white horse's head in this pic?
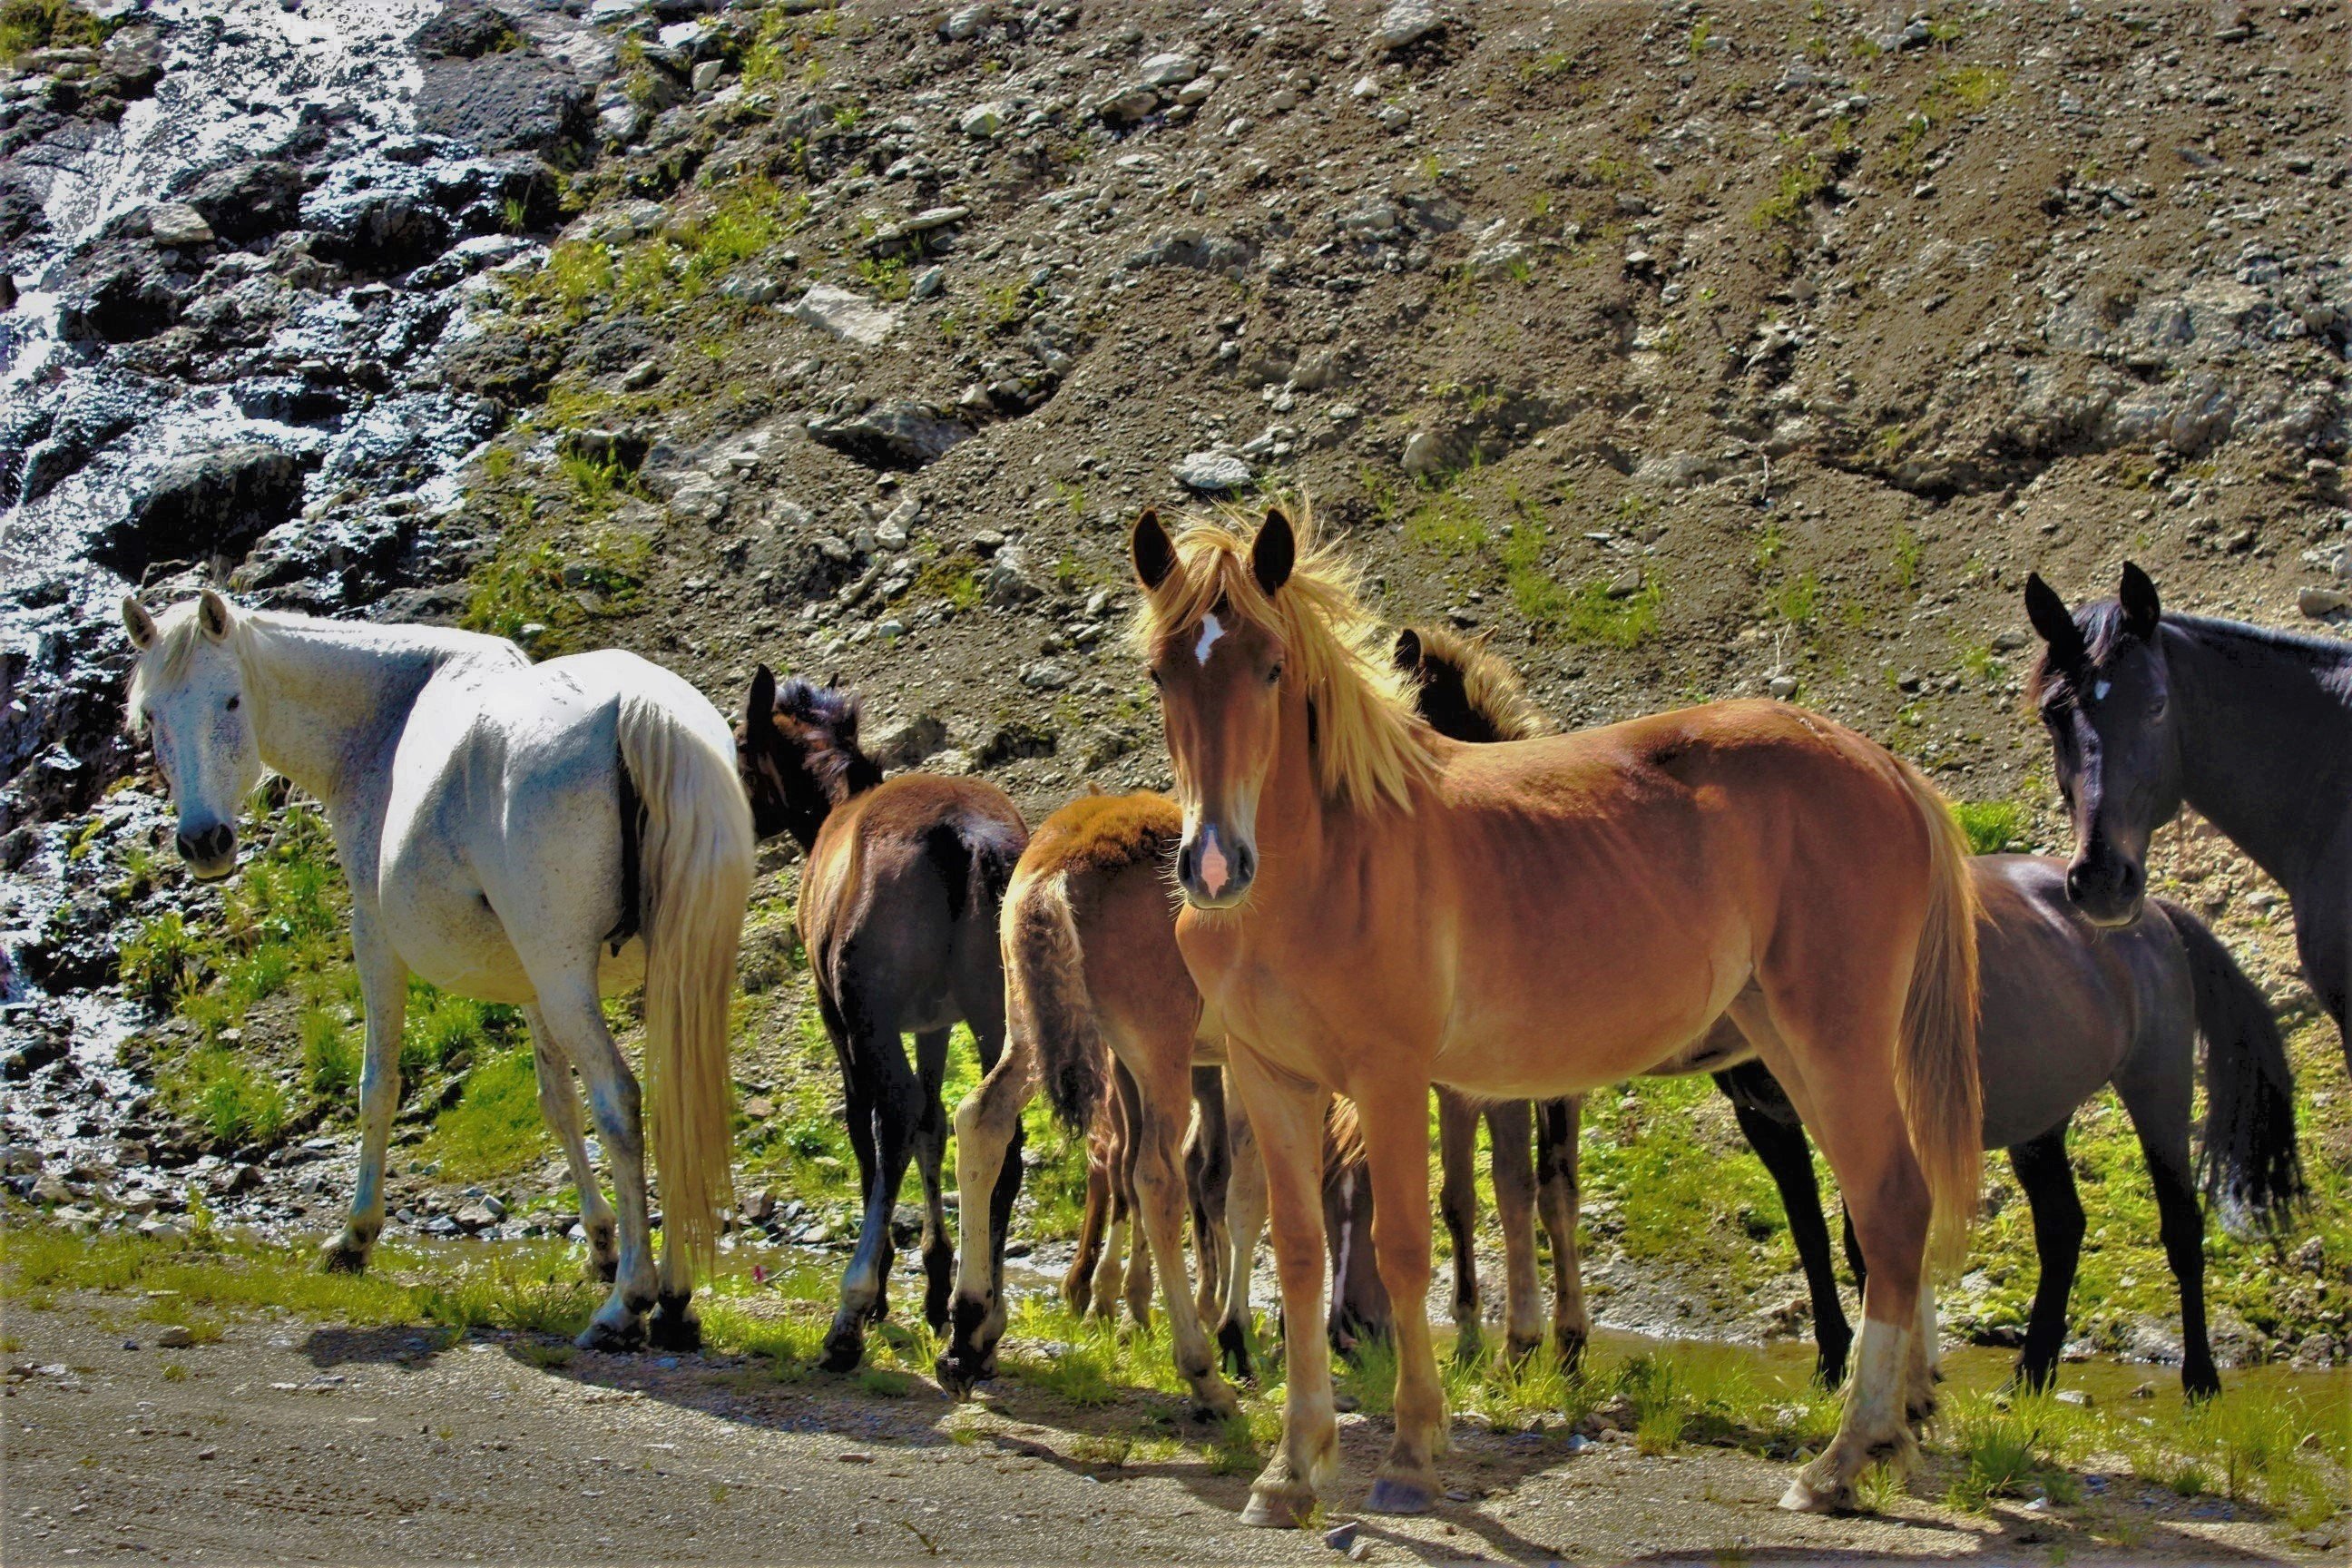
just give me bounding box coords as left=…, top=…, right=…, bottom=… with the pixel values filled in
left=122, top=590, right=262, bottom=880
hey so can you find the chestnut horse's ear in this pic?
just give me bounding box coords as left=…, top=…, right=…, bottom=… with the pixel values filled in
left=2119, top=562, right=2161, bottom=640
left=122, top=596, right=158, bottom=652
left=2024, top=573, right=2085, bottom=670
left=197, top=588, right=235, bottom=642
left=747, top=664, right=777, bottom=730
left=1132, top=507, right=1174, bottom=592
left=1252, top=506, right=1295, bottom=596
left=1392, top=627, right=1424, bottom=673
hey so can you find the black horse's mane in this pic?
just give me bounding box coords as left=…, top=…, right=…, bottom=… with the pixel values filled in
left=2032, top=602, right=2352, bottom=702
left=772, top=677, right=884, bottom=803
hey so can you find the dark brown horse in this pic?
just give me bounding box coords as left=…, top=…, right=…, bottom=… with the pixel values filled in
left=1720, top=855, right=2302, bottom=1398
left=737, top=666, right=1027, bottom=1370
left=2025, top=564, right=2351, bottom=1073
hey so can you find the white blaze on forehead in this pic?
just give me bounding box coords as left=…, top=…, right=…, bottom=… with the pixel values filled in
left=1194, top=612, right=1224, bottom=665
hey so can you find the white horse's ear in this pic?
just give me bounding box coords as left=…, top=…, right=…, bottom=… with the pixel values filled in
left=197, top=589, right=234, bottom=642
left=122, top=596, right=159, bottom=651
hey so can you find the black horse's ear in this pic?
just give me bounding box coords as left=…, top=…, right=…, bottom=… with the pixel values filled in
left=1252, top=506, right=1295, bottom=596
left=1392, top=627, right=1424, bottom=673
left=1132, top=508, right=1174, bottom=591
left=747, top=664, right=777, bottom=729
left=2119, top=562, right=2161, bottom=640
left=2024, top=573, right=2086, bottom=668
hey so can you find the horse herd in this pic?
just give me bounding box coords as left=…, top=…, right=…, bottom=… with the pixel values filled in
left=117, top=501, right=2347, bottom=1523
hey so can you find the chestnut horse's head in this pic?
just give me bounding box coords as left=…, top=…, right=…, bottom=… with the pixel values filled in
left=735, top=665, right=880, bottom=848
left=1131, top=501, right=1432, bottom=910
left=2024, top=563, right=2180, bottom=927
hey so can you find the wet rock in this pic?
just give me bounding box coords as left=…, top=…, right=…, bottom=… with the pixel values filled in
left=57, top=258, right=181, bottom=343
left=410, top=2, right=526, bottom=59
left=183, top=161, right=307, bottom=243
left=146, top=203, right=214, bottom=248
left=310, top=193, right=453, bottom=275
left=93, top=443, right=310, bottom=578
left=805, top=401, right=973, bottom=470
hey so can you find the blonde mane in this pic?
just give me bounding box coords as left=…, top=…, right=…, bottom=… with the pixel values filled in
left=1132, top=499, right=1437, bottom=812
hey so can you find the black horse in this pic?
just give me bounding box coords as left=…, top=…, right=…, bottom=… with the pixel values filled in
left=1722, top=855, right=2303, bottom=1396
left=2026, top=564, right=2352, bottom=1073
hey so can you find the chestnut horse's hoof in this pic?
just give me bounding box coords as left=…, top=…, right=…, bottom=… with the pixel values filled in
left=1365, top=1475, right=1435, bottom=1515
left=1240, top=1481, right=1318, bottom=1529
left=1778, top=1470, right=1855, bottom=1514
left=647, top=1295, right=701, bottom=1353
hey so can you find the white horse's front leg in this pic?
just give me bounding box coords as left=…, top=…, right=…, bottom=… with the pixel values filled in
left=321, top=902, right=407, bottom=1273
left=526, top=1014, right=619, bottom=1282
left=535, top=982, right=660, bottom=1350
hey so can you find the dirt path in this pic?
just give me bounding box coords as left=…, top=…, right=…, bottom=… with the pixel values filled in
left=1, top=1296, right=2321, bottom=1566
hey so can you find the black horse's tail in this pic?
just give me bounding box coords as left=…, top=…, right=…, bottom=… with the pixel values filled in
left=2164, top=899, right=2306, bottom=1231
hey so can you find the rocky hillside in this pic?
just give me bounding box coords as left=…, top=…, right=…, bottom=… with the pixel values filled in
left=2, top=1, right=2347, bottom=1358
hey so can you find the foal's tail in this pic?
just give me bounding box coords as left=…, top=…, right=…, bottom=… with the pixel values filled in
left=2164, top=900, right=2306, bottom=1232
left=1006, top=868, right=1109, bottom=1133
left=1895, top=763, right=1984, bottom=1276
left=620, top=694, right=756, bottom=1273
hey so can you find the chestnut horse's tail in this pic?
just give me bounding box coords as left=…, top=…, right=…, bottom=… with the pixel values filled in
left=1894, top=761, right=1984, bottom=1276
left=1006, top=869, right=1109, bottom=1133
left=618, top=692, right=756, bottom=1274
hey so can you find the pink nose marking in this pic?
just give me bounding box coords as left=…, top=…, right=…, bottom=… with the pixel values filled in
left=1199, top=830, right=1230, bottom=897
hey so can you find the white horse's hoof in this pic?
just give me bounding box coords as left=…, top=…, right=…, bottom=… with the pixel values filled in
left=1779, top=1474, right=1850, bottom=1514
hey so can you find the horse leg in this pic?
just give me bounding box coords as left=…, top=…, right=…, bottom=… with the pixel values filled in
left=534, top=979, right=661, bottom=1352
left=1130, top=1043, right=1240, bottom=1417
left=1485, top=1099, right=1544, bottom=1362
left=1216, top=1074, right=1269, bottom=1382
left=1534, top=1097, right=1589, bottom=1370
left=320, top=902, right=407, bottom=1274
left=2111, top=1045, right=2220, bottom=1398
left=1355, top=1077, right=1446, bottom=1515
left=944, top=1006, right=1029, bottom=1393
left=1187, top=1067, right=1231, bottom=1324
left=1089, top=1065, right=1140, bottom=1319
left=1227, top=1049, right=1336, bottom=1527
left=912, top=1029, right=956, bottom=1333
left=1737, top=996, right=1934, bottom=1514
left=827, top=1021, right=921, bottom=1372
left=2005, top=1124, right=2084, bottom=1396
left=1063, top=1142, right=1112, bottom=1315
left=1120, top=1100, right=1157, bottom=1329
left=2288, top=883, right=2349, bottom=1074
left=1717, top=1062, right=1852, bottom=1386
left=1433, top=1087, right=1483, bottom=1353
left=527, top=1017, right=618, bottom=1283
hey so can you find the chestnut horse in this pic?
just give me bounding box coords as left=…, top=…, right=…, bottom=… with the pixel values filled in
left=738, top=667, right=1027, bottom=1370
left=1132, top=502, right=1980, bottom=1521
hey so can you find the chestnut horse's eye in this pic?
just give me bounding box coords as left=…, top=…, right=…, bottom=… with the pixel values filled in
left=1148, top=668, right=1164, bottom=689
left=1267, top=662, right=1284, bottom=687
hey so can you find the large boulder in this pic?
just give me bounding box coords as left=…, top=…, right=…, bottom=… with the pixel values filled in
left=410, top=2, right=589, bottom=155
left=804, top=401, right=974, bottom=470
left=93, top=443, right=310, bottom=579
left=183, top=161, right=306, bottom=243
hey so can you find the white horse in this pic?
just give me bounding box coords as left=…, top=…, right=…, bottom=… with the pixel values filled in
left=122, top=590, right=754, bottom=1351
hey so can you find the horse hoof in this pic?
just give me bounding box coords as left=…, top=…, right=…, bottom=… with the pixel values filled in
left=1365, top=1475, right=1435, bottom=1515
left=648, top=1299, right=701, bottom=1354
left=318, top=1240, right=369, bottom=1275
left=1504, top=1334, right=1543, bottom=1366
left=819, top=1320, right=866, bottom=1373
left=1778, top=1473, right=1852, bottom=1514
left=582, top=1254, right=620, bottom=1286
left=1555, top=1328, right=1589, bottom=1376
left=2183, top=1370, right=2221, bottom=1402
left=1240, top=1483, right=1318, bottom=1529
left=575, top=1318, right=645, bottom=1354
left=934, top=1353, right=987, bottom=1397
left=1190, top=1380, right=1242, bottom=1423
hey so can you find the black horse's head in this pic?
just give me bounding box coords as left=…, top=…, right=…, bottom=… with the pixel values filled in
left=735, top=665, right=879, bottom=848
left=2024, top=563, right=2181, bottom=927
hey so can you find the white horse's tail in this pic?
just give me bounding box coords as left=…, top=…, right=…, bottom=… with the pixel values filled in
left=618, top=694, right=755, bottom=1273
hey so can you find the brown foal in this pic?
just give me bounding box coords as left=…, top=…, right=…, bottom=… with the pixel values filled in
left=1132, top=502, right=1981, bottom=1523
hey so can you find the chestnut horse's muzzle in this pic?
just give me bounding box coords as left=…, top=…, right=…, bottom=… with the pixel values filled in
left=1178, top=823, right=1255, bottom=908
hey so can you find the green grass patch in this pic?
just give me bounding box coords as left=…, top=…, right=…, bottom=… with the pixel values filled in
left=1951, top=799, right=2029, bottom=856
left=418, top=1047, right=550, bottom=1182
left=0, top=0, right=106, bottom=64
